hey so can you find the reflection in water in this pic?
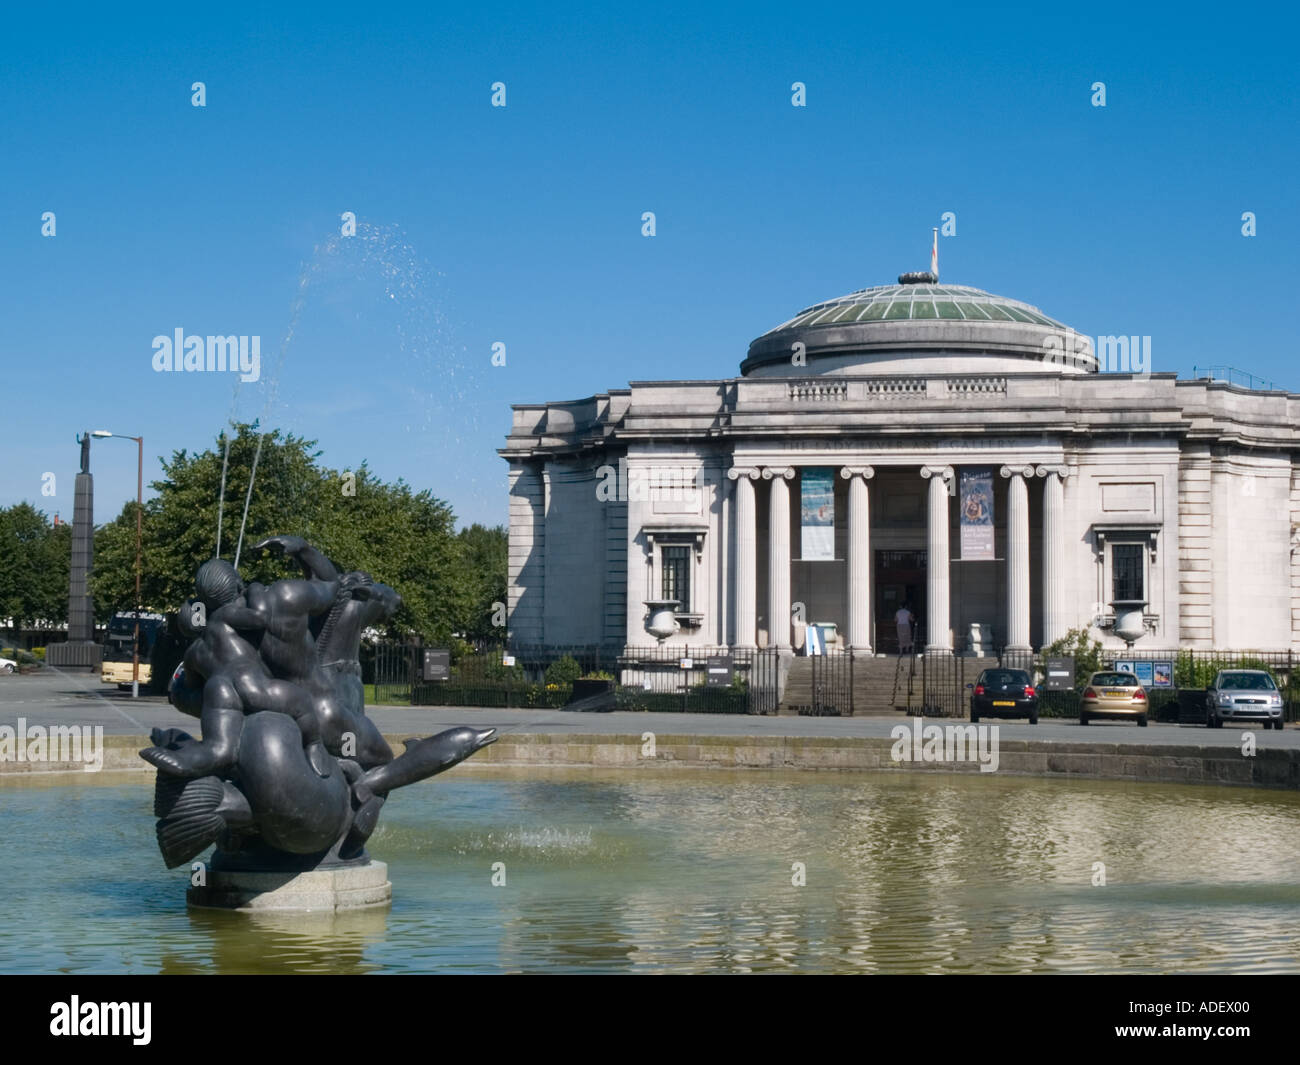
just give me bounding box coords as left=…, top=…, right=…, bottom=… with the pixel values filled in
left=1, top=769, right=1299, bottom=972
left=163, top=908, right=391, bottom=975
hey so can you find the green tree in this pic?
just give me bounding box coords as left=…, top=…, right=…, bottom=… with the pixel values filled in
left=545, top=654, right=582, bottom=687
left=0, top=504, right=70, bottom=631
left=457, top=523, right=507, bottom=643
left=323, top=475, right=469, bottom=642
left=42, top=521, right=73, bottom=621
left=91, top=424, right=329, bottom=617
left=91, top=500, right=147, bottom=622
left=88, top=423, right=471, bottom=640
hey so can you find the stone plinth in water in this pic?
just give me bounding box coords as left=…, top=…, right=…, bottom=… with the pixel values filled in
left=187, top=859, right=392, bottom=913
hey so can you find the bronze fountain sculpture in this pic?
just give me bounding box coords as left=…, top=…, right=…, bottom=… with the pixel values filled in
left=140, top=535, right=495, bottom=887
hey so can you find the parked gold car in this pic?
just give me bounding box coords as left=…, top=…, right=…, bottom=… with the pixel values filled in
left=1079, top=670, right=1148, bottom=726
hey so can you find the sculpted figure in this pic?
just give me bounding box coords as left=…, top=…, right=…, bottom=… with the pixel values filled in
left=313, top=570, right=402, bottom=768
left=141, top=558, right=330, bottom=780
left=244, top=536, right=394, bottom=767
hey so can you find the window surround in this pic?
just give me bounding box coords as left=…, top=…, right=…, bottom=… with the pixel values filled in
left=642, top=525, right=707, bottom=628
left=1091, top=523, right=1160, bottom=633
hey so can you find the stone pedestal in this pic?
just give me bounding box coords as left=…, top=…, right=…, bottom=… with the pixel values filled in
left=188, top=860, right=392, bottom=913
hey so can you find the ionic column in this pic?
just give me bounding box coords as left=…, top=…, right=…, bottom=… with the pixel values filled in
left=1001, top=465, right=1035, bottom=652
left=1036, top=465, right=1069, bottom=647
left=764, top=466, right=795, bottom=649
left=920, top=465, right=954, bottom=650
left=840, top=466, right=875, bottom=651
left=727, top=466, right=760, bottom=648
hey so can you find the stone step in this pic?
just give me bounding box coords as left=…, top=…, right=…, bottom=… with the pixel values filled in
left=780, top=655, right=1006, bottom=714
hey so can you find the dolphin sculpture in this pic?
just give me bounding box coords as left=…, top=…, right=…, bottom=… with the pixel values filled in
left=151, top=717, right=498, bottom=869
left=143, top=543, right=499, bottom=872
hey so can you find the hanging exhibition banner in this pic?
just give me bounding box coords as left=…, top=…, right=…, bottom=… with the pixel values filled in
left=800, top=468, right=835, bottom=560
left=959, top=467, right=995, bottom=560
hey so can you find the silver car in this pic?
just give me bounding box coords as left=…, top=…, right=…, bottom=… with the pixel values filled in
left=1205, top=670, right=1285, bottom=730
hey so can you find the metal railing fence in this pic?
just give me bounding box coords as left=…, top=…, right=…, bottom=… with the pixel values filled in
left=359, top=641, right=1299, bottom=722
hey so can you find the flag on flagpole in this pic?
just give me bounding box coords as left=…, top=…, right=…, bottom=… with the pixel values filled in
left=931, top=228, right=939, bottom=279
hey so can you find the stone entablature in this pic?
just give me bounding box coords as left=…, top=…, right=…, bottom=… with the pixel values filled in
left=502, top=376, right=1300, bottom=464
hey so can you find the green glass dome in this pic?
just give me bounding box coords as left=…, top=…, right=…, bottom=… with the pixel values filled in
left=759, top=283, right=1066, bottom=335
left=742, top=278, right=1091, bottom=377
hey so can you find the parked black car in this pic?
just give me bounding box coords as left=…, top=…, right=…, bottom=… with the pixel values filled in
left=969, top=668, right=1038, bottom=724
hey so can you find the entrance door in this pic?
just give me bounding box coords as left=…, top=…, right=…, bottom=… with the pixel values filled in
left=875, top=549, right=926, bottom=653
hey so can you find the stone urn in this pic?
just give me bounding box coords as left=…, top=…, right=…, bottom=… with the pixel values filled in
left=644, top=599, right=680, bottom=643
left=1111, top=599, right=1147, bottom=647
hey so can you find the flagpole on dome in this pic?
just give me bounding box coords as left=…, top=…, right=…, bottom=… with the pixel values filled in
left=931, top=227, right=939, bottom=281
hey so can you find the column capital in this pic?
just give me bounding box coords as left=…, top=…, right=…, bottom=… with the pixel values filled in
left=839, top=465, right=876, bottom=480
left=727, top=465, right=761, bottom=481
left=920, top=465, right=955, bottom=494
left=999, top=464, right=1037, bottom=479
left=1034, top=464, right=1070, bottom=479
left=761, top=466, right=796, bottom=480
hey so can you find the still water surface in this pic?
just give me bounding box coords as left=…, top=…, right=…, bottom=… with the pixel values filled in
left=2, top=768, right=1299, bottom=973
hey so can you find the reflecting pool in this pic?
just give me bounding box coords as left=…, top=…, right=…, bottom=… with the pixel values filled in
left=2, top=768, right=1299, bottom=973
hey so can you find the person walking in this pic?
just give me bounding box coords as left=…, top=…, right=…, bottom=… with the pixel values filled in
left=895, top=603, right=915, bottom=655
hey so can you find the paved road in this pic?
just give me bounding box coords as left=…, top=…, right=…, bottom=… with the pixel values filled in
left=3, top=669, right=1297, bottom=749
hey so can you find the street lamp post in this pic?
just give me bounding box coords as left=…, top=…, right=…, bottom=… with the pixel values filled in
left=92, top=431, right=144, bottom=698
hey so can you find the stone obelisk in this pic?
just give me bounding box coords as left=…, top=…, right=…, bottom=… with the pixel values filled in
left=47, top=433, right=101, bottom=670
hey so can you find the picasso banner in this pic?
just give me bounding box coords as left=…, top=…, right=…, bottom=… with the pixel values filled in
left=959, top=467, right=995, bottom=560
left=800, top=468, right=835, bottom=560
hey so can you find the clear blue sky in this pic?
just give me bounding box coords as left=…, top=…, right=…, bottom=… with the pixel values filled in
left=2, top=1, right=1295, bottom=531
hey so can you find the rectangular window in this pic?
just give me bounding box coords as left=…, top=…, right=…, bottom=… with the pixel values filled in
left=662, top=545, right=691, bottom=609
left=1112, top=543, right=1144, bottom=602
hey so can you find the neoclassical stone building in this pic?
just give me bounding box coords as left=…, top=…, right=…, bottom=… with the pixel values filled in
left=502, top=275, right=1299, bottom=656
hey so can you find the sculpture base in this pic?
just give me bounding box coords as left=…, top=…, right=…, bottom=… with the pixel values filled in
left=187, top=859, right=391, bottom=913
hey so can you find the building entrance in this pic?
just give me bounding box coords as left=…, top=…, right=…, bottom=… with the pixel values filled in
left=875, top=549, right=926, bottom=653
